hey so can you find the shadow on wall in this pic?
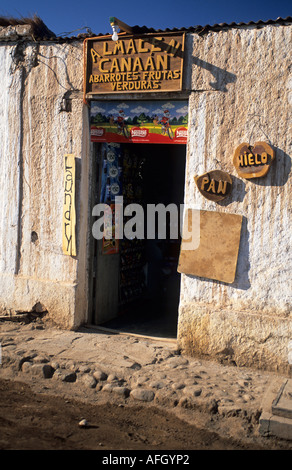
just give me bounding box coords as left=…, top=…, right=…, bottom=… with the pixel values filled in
left=74, top=156, right=82, bottom=256
left=251, top=146, right=291, bottom=187
left=217, top=175, right=247, bottom=205
left=37, top=51, right=77, bottom=92
left=233, top=216, right=250, bottom=290
left=192, top=56, right=237, bottom=92
left=215, top=147, right=291, bottom=206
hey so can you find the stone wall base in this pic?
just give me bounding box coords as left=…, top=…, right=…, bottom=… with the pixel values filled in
left=177, top=303, right=291, bottom=375
left=0, top=273, right=82, bottom=330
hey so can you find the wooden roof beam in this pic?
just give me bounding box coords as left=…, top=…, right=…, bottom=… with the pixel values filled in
left=109, top=17, right=133, bottom=35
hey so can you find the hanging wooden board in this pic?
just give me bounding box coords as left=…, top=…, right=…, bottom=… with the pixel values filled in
left=233, top=141, right=275, bottom=179
left=84, top=32, right=185, bottom=96
left=178, top=209, right=242, bottom=283
left=195, top=170, right=232, bottom=202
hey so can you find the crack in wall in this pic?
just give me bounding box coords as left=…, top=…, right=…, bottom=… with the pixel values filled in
left=14, top=64, right=25, bottom=275
left=11, top=42, right=40, bottom=274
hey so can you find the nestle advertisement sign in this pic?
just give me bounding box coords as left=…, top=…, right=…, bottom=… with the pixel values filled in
left=90, top=100, right=188, bottom=144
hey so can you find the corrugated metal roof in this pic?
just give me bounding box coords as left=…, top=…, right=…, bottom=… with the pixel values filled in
left=0, top=16, right=291, bottom=42
left=192, top=16, right=292, bottom=35
left=123, top=16, right=292, bottom=35
left=57, top=16, right=292, bottom=41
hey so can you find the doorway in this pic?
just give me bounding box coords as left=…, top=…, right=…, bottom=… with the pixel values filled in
left=92, top=143, right=186, bottom=338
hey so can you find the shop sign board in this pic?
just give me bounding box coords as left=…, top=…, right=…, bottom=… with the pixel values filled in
left=195, top=170, right=232, bottom=202
left=233, top=141, right=275, bottom=179
left=90, top=100, right=188, bottom=144
left=62, top=154, right=76, bottom=256
left=84, top=33, right=185, bottom=96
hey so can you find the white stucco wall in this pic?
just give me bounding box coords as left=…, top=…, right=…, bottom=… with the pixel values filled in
left=0, top=40, right=90, bottom=329
left=0, top=24, right=290, bottom=372
left=178, top=25, right=292, bottom=372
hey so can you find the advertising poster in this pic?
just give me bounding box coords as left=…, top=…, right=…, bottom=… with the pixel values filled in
left=102, top=204, right=119, bottom=255
left=90, top=100, right=188, bottom=144
left=100, top=144, right=122, bottom=254
left=100, top=143, right=123, bottom=203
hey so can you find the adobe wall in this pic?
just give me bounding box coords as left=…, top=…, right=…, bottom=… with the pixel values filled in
left=178, top=25, right=292, bottom=373
left=0, top=40, right=90, bottom=329
left=0, top=24, right=291, bottom=372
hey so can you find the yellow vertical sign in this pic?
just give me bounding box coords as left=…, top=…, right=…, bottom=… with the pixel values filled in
left=62, top=154, right=76, bottom=256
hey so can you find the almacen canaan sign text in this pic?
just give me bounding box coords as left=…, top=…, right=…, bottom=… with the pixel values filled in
left=84, top=33, right=185, bottom=96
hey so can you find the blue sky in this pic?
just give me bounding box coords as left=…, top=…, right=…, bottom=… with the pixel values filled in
left=0, top=0, right=291, bottom=36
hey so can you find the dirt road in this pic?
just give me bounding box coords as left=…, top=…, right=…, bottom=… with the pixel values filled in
left=1, top=321, right=291, bottom=452
left=0, top=378, right=273, bottom=451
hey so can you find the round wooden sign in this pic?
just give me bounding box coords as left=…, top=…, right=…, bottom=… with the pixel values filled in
left=233, top=141, right=275, bottom=179
left=195, top=170, right=232, bottom=202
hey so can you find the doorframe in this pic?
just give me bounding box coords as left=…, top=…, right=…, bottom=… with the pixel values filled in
left=86, top=97, right=190, bottom=330
left=87, top=142, right=100, bottom=325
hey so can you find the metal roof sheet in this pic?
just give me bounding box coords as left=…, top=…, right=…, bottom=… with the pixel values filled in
left=59, top=16, right=292, bottom=41
left=0, top=16, right=291, bottom=42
